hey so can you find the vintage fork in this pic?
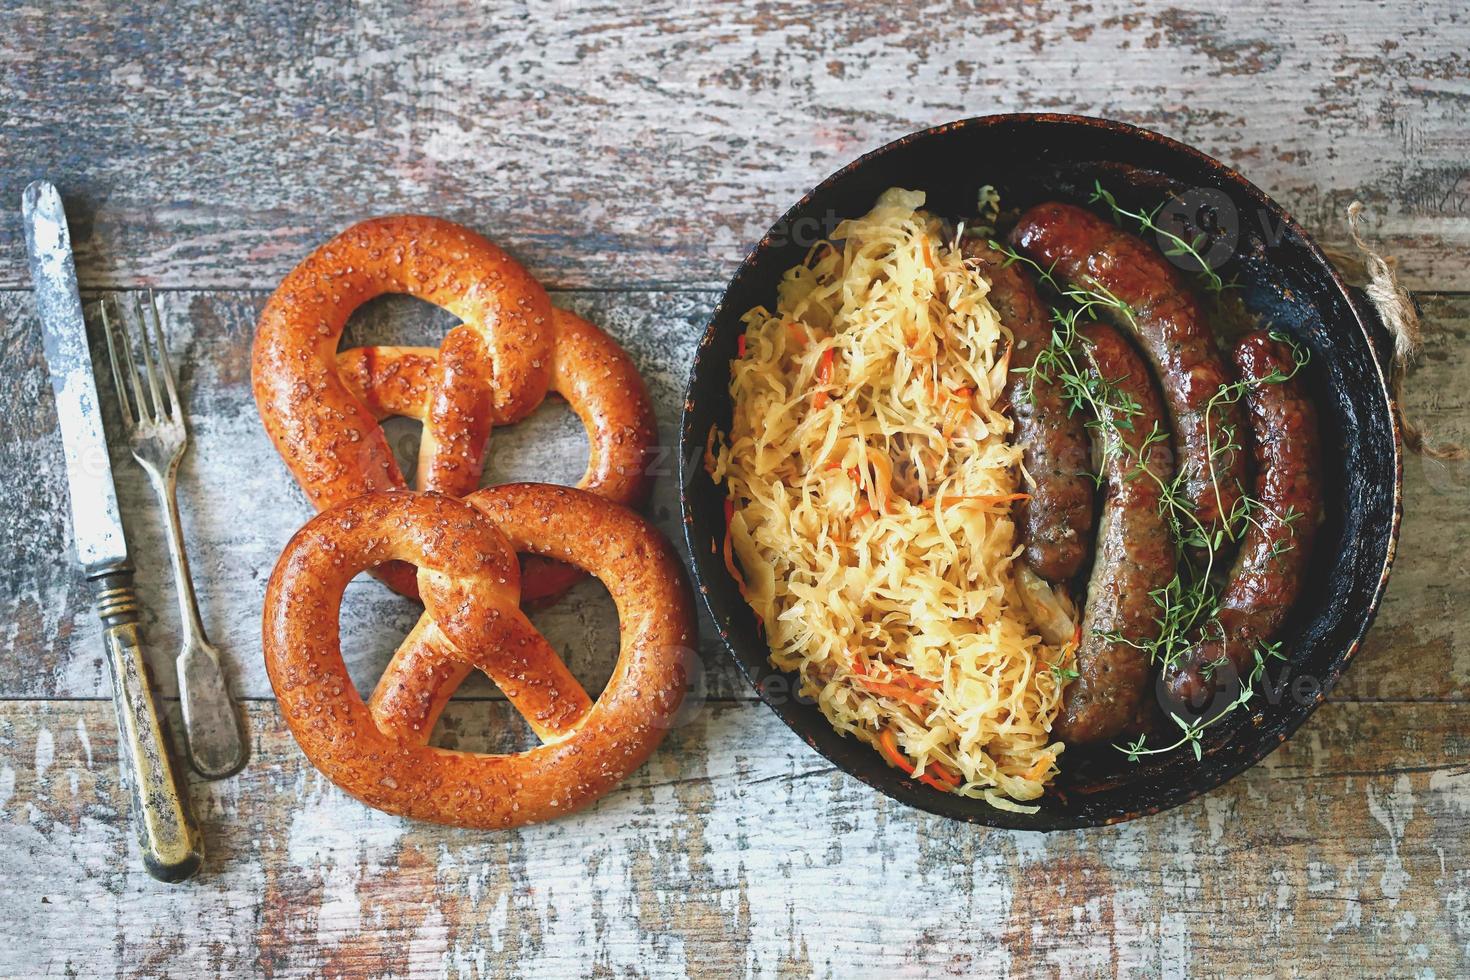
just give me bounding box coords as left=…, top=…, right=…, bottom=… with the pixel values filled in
left=101, top=294, right=247, bottom=779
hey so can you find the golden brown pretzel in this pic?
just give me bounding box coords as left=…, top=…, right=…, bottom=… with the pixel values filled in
left=336, top=308, right=658, bottom=601
left=253, top=216, right=656, bottom=600
left=263, top=486, right=695, bottom=828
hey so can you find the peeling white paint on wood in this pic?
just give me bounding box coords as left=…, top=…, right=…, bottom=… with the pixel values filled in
left=5, top=291, right=1468, bottom=704
left=0, top=1, right=1467, bottom=291
left=2, top=1, right=1469, bottom=975
left=1, top=701, right=1468, bottom=977
left=1, top=290, right=748, bottom=701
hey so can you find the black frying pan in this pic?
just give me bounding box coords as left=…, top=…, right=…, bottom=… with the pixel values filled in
left=677, top=114, right=1403, bottom=830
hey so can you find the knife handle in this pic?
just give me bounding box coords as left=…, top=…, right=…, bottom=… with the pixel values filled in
left=93, top=565, right=204, bottom=883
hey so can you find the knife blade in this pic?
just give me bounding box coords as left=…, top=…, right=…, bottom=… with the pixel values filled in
left=22, top=181, right=128, bottom=571
left=22, top=180, right=202, bottom=883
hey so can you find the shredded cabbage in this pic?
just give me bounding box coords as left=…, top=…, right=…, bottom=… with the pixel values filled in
left=710, top=188, right=1072, bottom=808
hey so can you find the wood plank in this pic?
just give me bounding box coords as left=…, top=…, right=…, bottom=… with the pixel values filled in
left=5, top=290, right=1470, bottom=704
left=0, top=288, right=751, bottom=702
left=0, top=699, right=1465, bottom=977
left=1, top=1, right=1467, bottom=291
left=1336, top=293, right=1470, bottom=700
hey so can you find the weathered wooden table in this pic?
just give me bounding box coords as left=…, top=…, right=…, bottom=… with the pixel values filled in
left=3, top=2, right=1468, bottom=976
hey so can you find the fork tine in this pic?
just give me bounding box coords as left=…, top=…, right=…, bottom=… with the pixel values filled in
left=145, top=292, right=182, bottom=420
left=133, top=294, right=165, bottom=422
left=117, top=300, right=152, bottom=423
left=99, top=299, right=134, bottom=427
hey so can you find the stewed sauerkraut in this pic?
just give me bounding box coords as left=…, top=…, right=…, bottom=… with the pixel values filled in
left=708, top=188, right=1072, bottom=810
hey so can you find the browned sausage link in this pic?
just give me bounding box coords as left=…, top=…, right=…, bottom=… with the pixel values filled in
left=1056, top=324, right=1177, bottom=744
left=963, top=240, right=1094, bottom=581
left=1164, top=331, right=1322, bottom=707
left=1009, top=202, right=1249, bottom=547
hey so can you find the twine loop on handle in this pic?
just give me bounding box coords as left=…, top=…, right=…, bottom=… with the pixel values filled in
left=1342, top=202, right=1466, bottom=461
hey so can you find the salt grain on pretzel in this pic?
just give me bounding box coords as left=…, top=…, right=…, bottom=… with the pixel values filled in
left=263, top=486, right=695, bottom=828
left=253, top=215, right=656, bottom=600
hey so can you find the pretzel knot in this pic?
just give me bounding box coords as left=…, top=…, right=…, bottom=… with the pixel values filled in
left=252, top=215, right=656, bottom=602
left=264, top=486, right=695, bottom=828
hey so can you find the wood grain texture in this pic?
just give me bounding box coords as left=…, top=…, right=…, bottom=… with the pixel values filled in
left=5, top=289, right=1468, bottom=704
left=0, top=289, right=746, bottom=701
left=1, top=699, right=1466, bottom=978
left=2, top=1, right=1468, bottom=974
left=1333, top=293, right=1470, bottom=701
left=0, top=0, right=1467, bottom=292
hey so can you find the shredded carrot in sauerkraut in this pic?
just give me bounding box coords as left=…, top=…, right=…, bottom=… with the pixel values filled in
left=709, top=188, right=1071, bottom=810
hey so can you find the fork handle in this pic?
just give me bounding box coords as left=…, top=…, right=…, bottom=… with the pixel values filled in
left=92, top=564, right=203, bottom=883
left=150, top=469, right=248, bottom=778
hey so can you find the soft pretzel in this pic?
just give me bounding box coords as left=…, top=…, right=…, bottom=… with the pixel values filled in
left=263, top=486, right=695, bottom=828
left=253, top=216, right=656, bottom=600
left=337, top=307, right=657, bottom=601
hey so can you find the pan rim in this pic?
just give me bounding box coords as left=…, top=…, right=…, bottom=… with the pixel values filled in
left=677, top=112, right=1405, bottom=830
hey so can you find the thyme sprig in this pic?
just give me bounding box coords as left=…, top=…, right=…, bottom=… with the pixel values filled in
left=1050, top=664, right=1080, bottom=684
left=1116, top=642, right=1288, bottom=761
left=1088, top=180, right=1233, bottom=295
left=989, top=184, right=1310, bottom=762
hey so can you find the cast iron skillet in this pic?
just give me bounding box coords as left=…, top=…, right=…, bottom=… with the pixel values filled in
left=678, top=114, right=1403, bottom=830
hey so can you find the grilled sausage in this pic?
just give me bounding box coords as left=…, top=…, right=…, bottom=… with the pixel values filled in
left=1009, top=202, right=1249, bottom=551
left=964, top=239, right=1094, bottom=582
left=1163, top=331, right=1322, bottom=707
left=1056, top=323, right=1176, bottom=744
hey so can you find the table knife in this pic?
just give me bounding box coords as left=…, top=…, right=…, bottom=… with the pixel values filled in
left=22, top=180, right=203, bottom=884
